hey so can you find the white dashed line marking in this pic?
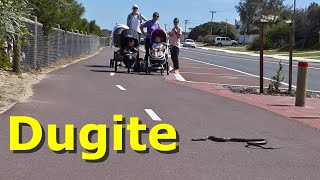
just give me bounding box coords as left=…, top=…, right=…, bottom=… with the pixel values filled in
left=116, top=85, right=126, bottom=91
left=169, top=66, right=186, bottom=82
left=145, top=109, right=162, bottom=121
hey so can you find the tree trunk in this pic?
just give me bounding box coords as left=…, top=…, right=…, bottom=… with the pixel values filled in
left=13, top=37, right=21, bottom=74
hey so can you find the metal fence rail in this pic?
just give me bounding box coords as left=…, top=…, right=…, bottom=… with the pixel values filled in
left=21, top=18, right=108, bottom=72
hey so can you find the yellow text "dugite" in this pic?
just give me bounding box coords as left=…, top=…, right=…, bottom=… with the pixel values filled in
left=10, top=115, right=179, bottom=161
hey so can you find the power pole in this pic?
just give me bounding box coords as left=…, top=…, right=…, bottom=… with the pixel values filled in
left=164, top=24, right=167, bottom=32
left=209, top=11, right=216, bottom=35
left=293, top=0, right=296, bottom=45
left=226, top=19, right=228, bottom=34
left=184, top=19, right=189, bottom=41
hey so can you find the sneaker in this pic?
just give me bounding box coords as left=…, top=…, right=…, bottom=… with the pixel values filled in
left=173, top=69, right=180, bottom=74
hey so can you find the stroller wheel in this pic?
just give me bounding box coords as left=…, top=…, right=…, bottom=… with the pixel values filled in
left=110, top=60, right=113, bottom=68
left=114, top=60, right=118, bottom=72
left=145, top=61, right=149, bottom=75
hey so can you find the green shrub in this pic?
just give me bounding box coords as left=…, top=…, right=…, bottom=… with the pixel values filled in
left=265, top=22, right=290, bottom=49
left=203, top=35, right=214, bottom=45
left=247, top=36, right=272, bottom=51
left=267, top=60, right=284, bottom=94
left=248, top=22, right=290, bottom=51
left=0, top=55, right=11, bottom=69
left=197, top=35, right=204, bottom=42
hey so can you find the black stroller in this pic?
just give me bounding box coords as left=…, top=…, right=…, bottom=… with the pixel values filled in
left=110, top=25, right=128, bottom=69
left=110, top=26, right=142, bottom=73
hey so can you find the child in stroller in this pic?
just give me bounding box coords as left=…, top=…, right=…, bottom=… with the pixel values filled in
left=151, top=36, right=166, bottom=58
left=112, top=28, right=141, bottom=73
left=145, top=28, right=169, bottom=75
left=122, top=38, right=138, bottom=64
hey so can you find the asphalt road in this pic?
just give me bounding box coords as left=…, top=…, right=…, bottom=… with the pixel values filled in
left=180, top=47, right=320, bottom=91
left=0, top=48, right=320, bottom=179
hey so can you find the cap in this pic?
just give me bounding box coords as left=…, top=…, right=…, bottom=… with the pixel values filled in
left=153, top=12, right=160, bottom=17
left=132, top=4, right=138, bottom=9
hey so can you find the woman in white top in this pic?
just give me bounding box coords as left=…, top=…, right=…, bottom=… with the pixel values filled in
left=127, top=4, right=147, bottom=38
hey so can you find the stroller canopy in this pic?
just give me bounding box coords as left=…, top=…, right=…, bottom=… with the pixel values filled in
left=111, top=24, right=129, bottom=48
left=120, top=29, right=140, bottom=48
left=151, top=28, right=168, bottom=43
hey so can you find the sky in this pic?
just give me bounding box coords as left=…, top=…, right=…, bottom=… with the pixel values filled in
left=76, top=0, right=317, bottom=31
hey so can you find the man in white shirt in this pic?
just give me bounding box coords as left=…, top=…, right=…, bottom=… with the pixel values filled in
left=127, top=4, right=147, bottom=38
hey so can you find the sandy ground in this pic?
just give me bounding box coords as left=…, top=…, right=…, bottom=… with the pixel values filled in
left=0, top=48, right=105, bottom=115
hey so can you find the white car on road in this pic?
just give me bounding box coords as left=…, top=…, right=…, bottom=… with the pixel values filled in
left=183, top=39, right=196, bottom=48
left=213, top=37, right=238, bottom=46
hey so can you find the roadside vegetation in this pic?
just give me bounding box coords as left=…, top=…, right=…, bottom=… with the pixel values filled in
left=190, top=0, right=319, bottom=59
left=0, top=0, right=105, bottom=72
left=187, top=22, right=237, bottom=45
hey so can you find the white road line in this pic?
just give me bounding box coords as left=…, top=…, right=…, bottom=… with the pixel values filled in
left=145, top=109, right=162, bottom=121
left=182, top=56, right=320, bottom=92
left=170, top=66, right=186, bottom=82
left=182, top=49, right=320, bottom=70
left=179, top=66, right=221, bottom=69
left=116, top=85, right=126, bottom=91
left=184, top=80, right=271, bottom=88
left=180, top=72, right=249, bottom=76
left=110, top=73, right=115, bottom=76
left=174, top=73, right=186, bottom=81
left=181, top=56, right=296, bottom=88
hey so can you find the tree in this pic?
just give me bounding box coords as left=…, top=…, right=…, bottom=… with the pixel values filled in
left=58, top=0, right=85, bottom=31
left=306, top=3, right=320, bottom=44
left=78, top=18, right=90, bottom=33
left=28, top=0, right=65, bottom=35
left=188, top=22, right=236, bottom=41
left=28, top=0, right=104, bottom=36
left=88, top=20, right=104, bottom=36
left=295, top=2, right=320, bottom=48
left=266, top=22, right=290, bottom=48
left=235, top=0, right=290, bottom=34
left=248, top=22, right=289, bottom=51
left=0, top=0, right=30, bottom=72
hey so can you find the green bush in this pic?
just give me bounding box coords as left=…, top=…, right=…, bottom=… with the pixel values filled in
left=247, top=36, right=272, bottom=51
left=248, top=22, right=290, bottom=51
left=266, top=22, right=290, bottom=49
left=311, top=43, right=320, bottom=49
left=188, top=22, right=237, bottom=41
left=197, top=35, right=204, bottom=42
left=203, top=35, right=214, bottom=45
left=267, top=60, right=284, bottom=94
left=0, top=55, right=11, bottom=69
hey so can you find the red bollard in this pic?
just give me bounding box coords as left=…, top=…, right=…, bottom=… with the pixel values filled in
left=295, top=61, right=308, bottom=107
